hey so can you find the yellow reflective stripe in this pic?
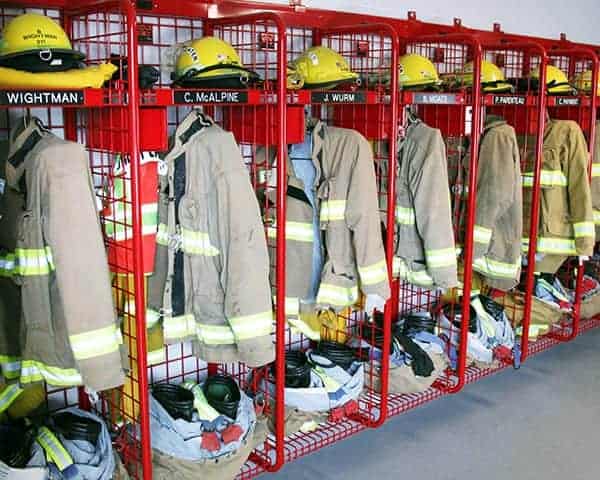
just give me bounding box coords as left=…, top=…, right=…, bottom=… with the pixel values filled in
left=20, top=360, right=82, bottom=387
left=14, top=247, right=55, bottom=276
left=473, top=256, right=520, bottom=279
left=573, top=221, right=594, bottom=238
left=197, top=323, right=236, bottom=345
left=594, top=210, right=600, bottom=224
left=37, top=426, right=74, bottom=471
left=156, top=223, right=169, bottom=246
left=425, top=247, right=457, bottom=269
left=69, top=324, right=122, bottom=361
left=275, top=296, right=300, bottom=316
left=0, top=384, right=23, bottom=413
left=147, top=348, right=166, bottom=365
left=0, top=355, right=21, bottom=380
left=181, top=228, right=220, bottom=256
left=267, top=221, right=314, bottom=242
left=527, top=236, right=577, bottom=255
left=358, top=259, right=388, bottom=285
left=320, top=200, right=347, bottom=222
left=163, top=314, right=196, bottom=341
left=393, top=257, right=434, bottom=286
left=473, top=225, right=492, bottom=245
left=229, top=310, right=274, bottom=340
left=181, top=381, right=221, bottom=421
left=317, top=283, right=359, bottom=307
left=287, top=317, right=321, bottom=340
left=395, top=206, right=416, bottom=225
left=104, top=203, right=159, bottom=240
left=0, top=252, right=16, bottom=277
left=592, top=164, right=600, bottom=177
left=522, top=170, right=568, bottom=187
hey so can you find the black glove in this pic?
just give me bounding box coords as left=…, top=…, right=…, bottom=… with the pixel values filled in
left=393, top=333, right=434, bottom=377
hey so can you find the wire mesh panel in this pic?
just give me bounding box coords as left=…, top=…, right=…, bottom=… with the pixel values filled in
left=385, top=37, right=482, bottom=409
left=541, top=51, right=598, bottom=342
left=134, top=8, right=290, bottom=478
left=465, top=44, right=548, bottom=376
left=0, top=1, right=151, bottom=478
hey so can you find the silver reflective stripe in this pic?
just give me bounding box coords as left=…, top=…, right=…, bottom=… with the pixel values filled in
left=197, top=323, right=236, bottom=345
left=320, top=200, right=346, bottom=222
left=393, top=257, right=434, bottom=286
left=522, top=170, right=568, bottom=187
left=180, top=228, right=220, bottom=256
left=163, top=314, right=196, bottom=341
left=267, top=221, right=314, bottom=242
left=358, top=259, right=388, bottom=285
left=425, top=247, right=457, bottom=269
left=69, top=324, right=122, bottom=361
left=592, top=164, right=600, bottom=177
left=473, top=256, right=520, bottom=279
left=229, top=310, right=274, bottom=340
left=473, top=225, right=492, bottom=245
left=0, top=384, right=22, bottom=413
left=523, top=236, right=577, bottom=255
left=594, top=210, right=600, bottom=225
left=317, top=283, right=359, bottom=307
left=37, top=426, right=74, bottom=471
left=395, top=206, right=416, bottom=225
left=19, top=360, right=82, bottom=387
left=573, top=221, right=594, bottom=238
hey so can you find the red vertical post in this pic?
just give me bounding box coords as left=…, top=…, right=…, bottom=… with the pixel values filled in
left=448, top=39, right=482, bottom=393
left=370, top=23, right=399, bottom=428
left=520, top=52, right=548, bottom=362
left=567, top=54, right=599, bottom=341
left=123, top=1, right=153, bottom=478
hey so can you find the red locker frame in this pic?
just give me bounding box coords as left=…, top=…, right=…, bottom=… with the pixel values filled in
left=0, top=0, right=152, bottom=478
left=2, top=1, right=600, bottom=480
left=390, top=28, right=484, bottom=404
left=472, top=38, right=548, bottom=371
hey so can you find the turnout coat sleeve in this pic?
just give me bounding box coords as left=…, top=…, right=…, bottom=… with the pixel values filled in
left=346, top=135, right=391, bottom=301
left=212, top=133, right=275, bottom=367
left=473, top=126, right=517, bottom=257
left=43, top=140, right=125, bottom=391
left=564, top=123, right=595, bottom=254
left=408, top=127, right=458, bottom=288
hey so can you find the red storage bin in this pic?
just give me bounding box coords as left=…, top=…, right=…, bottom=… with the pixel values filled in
left=87, top=106, right=168, bottom=152
left=224, top=104, right=305, bottom=145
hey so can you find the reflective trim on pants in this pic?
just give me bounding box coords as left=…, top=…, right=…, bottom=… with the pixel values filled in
left=393, top=257, right=434, bottom=287
left=14, top=246, right=55, bottom=276
left=522, top=237, right=576, bottom=255
left=425, top=247, right=457, bottom=269
left=37, top=426, right=74, bottom=472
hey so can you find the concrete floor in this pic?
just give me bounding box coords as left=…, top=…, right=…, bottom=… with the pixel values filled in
left=272, top=327, right=600, bottom=480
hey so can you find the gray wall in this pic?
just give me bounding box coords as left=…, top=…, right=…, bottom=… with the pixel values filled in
left=264, top=0, right=600, bottom=44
